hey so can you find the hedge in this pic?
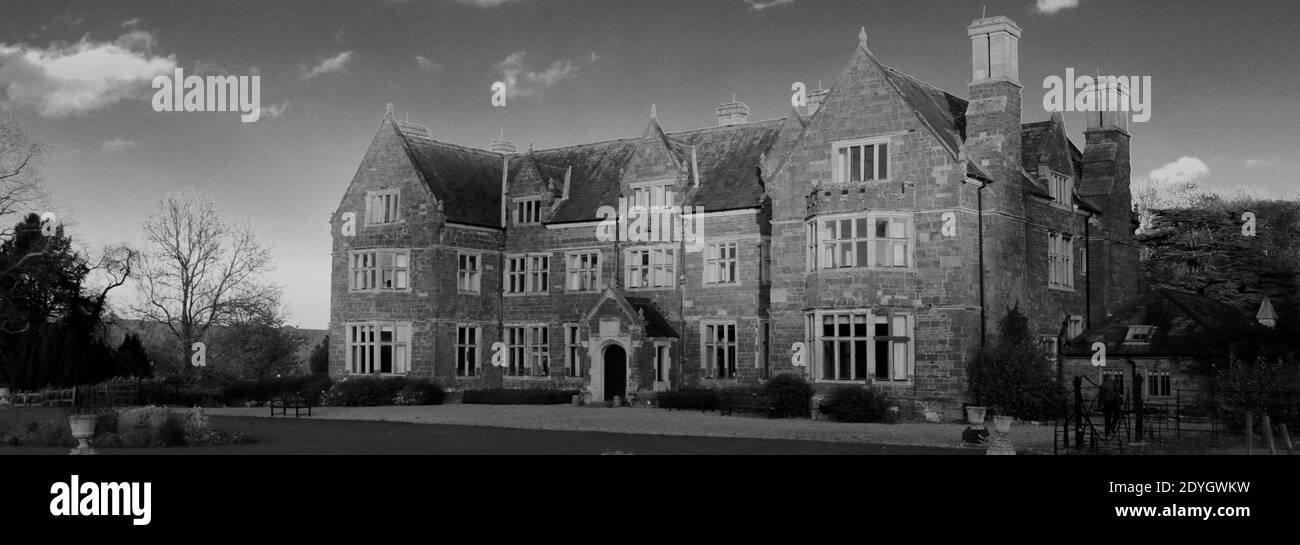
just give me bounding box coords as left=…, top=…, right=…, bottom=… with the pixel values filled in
left=461, top=389, right=580, bottom=405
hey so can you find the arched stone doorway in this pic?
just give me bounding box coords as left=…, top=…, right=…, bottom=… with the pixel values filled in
left=602, top=344, right=627, bottom=401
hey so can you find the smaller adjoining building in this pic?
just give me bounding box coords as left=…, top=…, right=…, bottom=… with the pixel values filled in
left=1060, top=289, right=1269, bottom=404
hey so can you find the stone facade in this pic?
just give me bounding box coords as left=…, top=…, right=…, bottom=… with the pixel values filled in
left=328, top=15, right=1139, bottom=410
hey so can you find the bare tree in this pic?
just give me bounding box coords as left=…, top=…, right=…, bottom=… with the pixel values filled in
left=0, top=119, right=45, bottom=238
left=135, top=191, right=278, bottom=376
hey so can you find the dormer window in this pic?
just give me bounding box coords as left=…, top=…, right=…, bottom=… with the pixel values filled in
left=630, top=181, right=674, bottom=209
left=515, top=197, right=543, bottom=225
left=833, top=138, right=889, bottom=183
left=1124, top=326, right=1154, bottom=343
left=1048, top=172, right=1073, bottom=206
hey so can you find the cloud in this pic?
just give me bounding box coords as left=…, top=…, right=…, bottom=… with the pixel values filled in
left=1035, top=0, right=1081, bottom=15
left=414, top=55, right=441, bottom=72
left=0, top=31, right=176, bottom=117
left=1149, top=157, right=1210, bottom=185
left=259, top=101, right=289, bottom=119
left=495, top=51, right=580, bottom=100
left=102, top=138, right=142, bottom=152
left=121, top=18, right=141, bottom=28
left=1244, top=157, right=1282, bottom=169
left=743, top=0, right=795, bottom=9
left=448, top=0, right=528, bottom=6
left=302, top=51, right=353, bottom=80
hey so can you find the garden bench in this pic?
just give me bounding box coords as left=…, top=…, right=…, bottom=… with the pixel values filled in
left=719, top=392, right=777, bottom=418
left=270, top=393, right=312, bottom=417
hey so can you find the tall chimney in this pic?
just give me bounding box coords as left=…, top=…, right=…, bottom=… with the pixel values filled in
left=965, top=15, right=1023, bottom=211
left=965, top=15, right=1027, bottom=343
left=716, top=97, right=750, bottom=126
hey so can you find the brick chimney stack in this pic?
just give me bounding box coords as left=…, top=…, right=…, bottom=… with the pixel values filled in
left=716, top=96, right=750, bottom=126
left=965, top=15, right=1024, bottom=214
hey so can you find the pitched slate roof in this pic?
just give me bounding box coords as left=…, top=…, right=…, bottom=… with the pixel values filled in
left=625, top=296, right=679, bottom=338
left=394, top=120, right=504, bottom=227
left=880, top=66, right=968, bottom=157
left=1061, top=289, right=1258, bottom=357
left=665, top=118, right=786, bottom=213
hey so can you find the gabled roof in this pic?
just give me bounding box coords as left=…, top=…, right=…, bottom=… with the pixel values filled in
left=625, top=297, right=679, bottom=338
left=394, top=120, right=504, bottom=227
left=1061, top=289, right=1258, bottom=357
left=880, top=66, right=968, bottom=157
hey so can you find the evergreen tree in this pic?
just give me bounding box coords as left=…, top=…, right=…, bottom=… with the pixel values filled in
left=967, top=305, right=1066, bottom=420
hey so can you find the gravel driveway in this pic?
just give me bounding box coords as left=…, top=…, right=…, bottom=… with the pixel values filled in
left=201, top=404, right=1055, bottom=453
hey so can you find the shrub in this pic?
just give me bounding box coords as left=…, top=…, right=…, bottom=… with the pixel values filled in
left=18, top=420, right=75, bottom=447
left=154, top=413, right=188, bottom=447
left=117, top=406, right=188, bottom=446
left=93, top=408, right=119, bottom=438
left=394, top=380, right=446, bottom=406
left=310, top=336, right=330, bottom=375
left=323, top=377, right=443, bottom=406
left=819, top=387, right=899, bottom=423
left=967, top=305, right=1067, bottom=420
left=461, top=388, right=580, bottom=405
left=763, top=374, right=814, bottom=418
left=655, top=389, right=720, bottom=411
left=220, top=375, right=334, bottom=405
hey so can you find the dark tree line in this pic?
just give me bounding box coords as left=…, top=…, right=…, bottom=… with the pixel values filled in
left=0, top=214, right=144, bottom=388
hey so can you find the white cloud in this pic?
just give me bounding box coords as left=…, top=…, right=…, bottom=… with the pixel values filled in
left=0, top=31, right=176, bottom=117
left=259, top=101, right=289, bottom=119
left=495, top=51, right=580, bottom=100
left=1244, top=157, right=1282, bottom=169
left=121, top=18, right=142, bottom=28
left=302, top=51, right=353, bottom=80
left=102, top=138, right=142, bottom=152
left=414, top=55, right=441, bottom=72
left=1149, top=156, right=1210, bottom=185
left=743, top=0, right=795, bottom=9
left=448, top=0, right=527, bottom=6
left=1035, top=0, right=1081, bottom=15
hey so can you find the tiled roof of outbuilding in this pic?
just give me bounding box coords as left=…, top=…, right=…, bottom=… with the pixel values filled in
left=1060, top=289, right=1258, bottom=357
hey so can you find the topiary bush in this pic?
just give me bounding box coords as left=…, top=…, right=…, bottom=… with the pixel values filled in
left=461, top=388, right=580, bottom=405
left=818, top=387, right=899, bottom=423
left=763, top=374, right=814, bottom=418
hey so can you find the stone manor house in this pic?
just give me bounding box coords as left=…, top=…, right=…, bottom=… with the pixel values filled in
left=328, top=15, right=1141, bottom=409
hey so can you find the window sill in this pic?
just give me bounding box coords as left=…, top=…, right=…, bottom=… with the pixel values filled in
left=1047, top=285, right=1075, bottom=292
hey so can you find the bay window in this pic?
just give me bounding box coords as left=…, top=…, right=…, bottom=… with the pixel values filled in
left=346, top=322, right=411, bottom=375
left=805, top=311, right=913, bottom=382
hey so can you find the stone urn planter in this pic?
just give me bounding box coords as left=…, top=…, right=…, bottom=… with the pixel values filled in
left=966, top=406, right=987, bottom=426
left=68, top=414, right=98, bottom=455
left=986, top=415, right=1016, bottom=455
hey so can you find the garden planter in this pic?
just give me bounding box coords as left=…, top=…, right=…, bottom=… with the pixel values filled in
left=68, top=414, right=98, bottom=455
left=986, top=415, right=1016, bottom=455
left=0, top=387, right=10, bottom=409
left=966, top=406, right=987, bottom=426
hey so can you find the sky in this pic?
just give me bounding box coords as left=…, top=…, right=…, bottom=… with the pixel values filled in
left=1, top=0, right=1297, bottom=329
